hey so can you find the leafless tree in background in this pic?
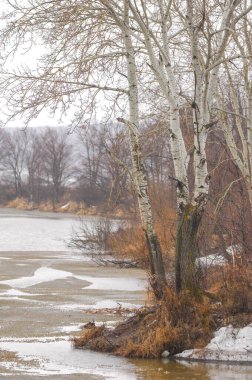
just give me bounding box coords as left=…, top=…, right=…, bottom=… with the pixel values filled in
left=41, top=128, right=73, bottom=207
left=0, top=129, right=29, bottom=197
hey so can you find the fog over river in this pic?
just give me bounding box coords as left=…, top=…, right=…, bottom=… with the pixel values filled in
left=0, top=208, right=251, bottom=379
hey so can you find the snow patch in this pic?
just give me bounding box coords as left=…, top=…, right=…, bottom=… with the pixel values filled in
left=196, top=254, right=227, bottom=268
left=176, top=324, right=252, bottom=362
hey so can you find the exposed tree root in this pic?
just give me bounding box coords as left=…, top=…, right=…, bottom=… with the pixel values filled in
left=73, top=288, right=216, bottom=358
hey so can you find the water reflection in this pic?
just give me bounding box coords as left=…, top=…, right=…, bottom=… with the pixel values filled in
left=130, top=358, right=252, bottom=379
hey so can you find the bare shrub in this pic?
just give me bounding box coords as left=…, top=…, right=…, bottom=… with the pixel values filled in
left=70, top=217, right=114, bottom=253
left=106, top=221, right=148, bottom=267
left=69, top=217, right=139, bottom=267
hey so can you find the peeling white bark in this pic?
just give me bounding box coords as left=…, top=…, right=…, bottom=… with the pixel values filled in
left=120, top=1, right=166, bottom=288
left=129, top=1, right=189, bottom=208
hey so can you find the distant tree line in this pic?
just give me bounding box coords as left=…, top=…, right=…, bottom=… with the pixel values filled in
left=0, top=124, right=174, bottom=210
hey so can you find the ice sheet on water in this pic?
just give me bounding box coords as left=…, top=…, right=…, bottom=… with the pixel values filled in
left=0, top=340, right=138, bottom=379
left=0, top=267, right=72, bottom=288
left=0, top=266, right=146, bottom=292
left=78, top=274, right=147, bottom=291
left=0, top=288, right=38, bottom=296
left=0, top=216, right=80, bottom=251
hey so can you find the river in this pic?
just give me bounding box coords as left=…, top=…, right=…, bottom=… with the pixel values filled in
left=0, top=208, right=251, bottom=379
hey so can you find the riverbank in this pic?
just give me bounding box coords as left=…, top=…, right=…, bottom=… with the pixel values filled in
left=2, top=197, right=128, bottom=218
left=73, top=290, right=252, bottom=362
left=0, top=208, right=251, bottom=379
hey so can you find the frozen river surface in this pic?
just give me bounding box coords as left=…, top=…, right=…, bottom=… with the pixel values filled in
left=0, top=208, right=88, bottom=251
left=0, top=208, right=251, bottom=380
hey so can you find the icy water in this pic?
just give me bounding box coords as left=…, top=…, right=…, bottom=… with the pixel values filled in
left=0, top=208, right=251, bottom=379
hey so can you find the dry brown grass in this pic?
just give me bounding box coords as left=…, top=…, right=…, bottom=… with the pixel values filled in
left=5, top=197, right=101, bottom=216
left=38, top=200, right=54, bottom=212
left=217, top=266, right=251, bottom=315
left=73, top=288, right=215, bottom=358
left=73, top=263, right=252, bottom=359
left=106, top=205, right=177, bottom=268
left=7, top=197, right=34, bottom=210
left=74, top=325, right=105, bottom=348
left=107, top=224, right=148, bottom=266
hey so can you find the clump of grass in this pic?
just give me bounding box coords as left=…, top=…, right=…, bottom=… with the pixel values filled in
left=7, top=197, right=33, bottom=210
left=74, top=325, right=105, bottom=348
left=73, top=288, right=215, bottom=358
left=115, top=289, right=214, bottom=358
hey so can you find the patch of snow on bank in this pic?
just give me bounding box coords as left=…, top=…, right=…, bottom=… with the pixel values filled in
left=0, top=267, right=72, bottom=288
left=196, top=254, right=227, bottom=268
left=176, top=324, right=252, bottom=362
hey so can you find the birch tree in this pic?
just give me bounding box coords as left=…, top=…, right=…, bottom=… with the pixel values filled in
left=122, top=0, right=252, bottom=292
left=1, top=0, right=251, bottom=295
left=99, top=0, right=167, bottom=296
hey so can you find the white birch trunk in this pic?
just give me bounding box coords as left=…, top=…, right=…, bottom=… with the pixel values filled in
left=186, top=0, right=209, bottom=206
left=247, top=84, right=252, bottom=195
left=129, top=2, right=189, bottom=209
left=120, top=1, right=167, bottom=294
